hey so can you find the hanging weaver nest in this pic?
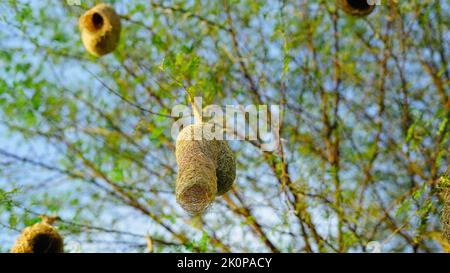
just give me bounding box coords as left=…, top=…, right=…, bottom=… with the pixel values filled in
left=441, top=189, right=450, bottom=243
left=337, top=0, right=376, bottom=17
left=79, top=3, right=121, bottom=57
left=176, top=124, right=236, bottom=214
left=11, top=216, right=64, bottom=253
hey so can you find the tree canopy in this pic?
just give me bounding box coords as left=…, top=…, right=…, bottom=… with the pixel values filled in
left=0, top=0, right=449, bottom=252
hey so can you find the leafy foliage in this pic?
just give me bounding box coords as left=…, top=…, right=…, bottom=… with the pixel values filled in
left=0, top=0, right=448, bottom=252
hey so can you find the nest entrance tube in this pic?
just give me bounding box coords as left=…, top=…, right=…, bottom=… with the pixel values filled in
left=31, top=233, right=62, bottom=253
left=178, top=182, right=215, bottom=214
left=11, top=217, right=64, bottom=253
left=92, top=12, right=104, bottom=30
left=337, top=0, right=375, bottom=17
left=347, top=0, right=370, bottom=10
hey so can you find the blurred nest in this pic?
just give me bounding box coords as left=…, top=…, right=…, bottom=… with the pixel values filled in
left=11, top=216, right=64, bottom=253
left=441, top=189, right=450, bottom=243
left=79, top=3, right=121, bottom=56
left=337, top=0, right=376, bottom=17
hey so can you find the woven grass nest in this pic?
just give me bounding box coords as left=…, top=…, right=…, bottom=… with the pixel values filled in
left=11, top=216, right=64, bottom=253
left=441, top=189, right=450, bottom=243
left=337, top=0, right=376, bottom=17
left=176, top=124, right=236, bottom=215
left=79, top=3, right=121, bottom=57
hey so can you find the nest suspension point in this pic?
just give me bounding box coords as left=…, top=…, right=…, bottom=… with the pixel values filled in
left=11, top=216, right=64, bottom=253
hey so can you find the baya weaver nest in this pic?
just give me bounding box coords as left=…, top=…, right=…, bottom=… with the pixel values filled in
left=79, top=3, right=121, bottom=57
left=337, top=0, right=376, bottom=17
left=176, top=124, right=236, bottom=214
left=11, top=216, right=64, bottom=253
left=441, top=189, right=450, bottom=243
